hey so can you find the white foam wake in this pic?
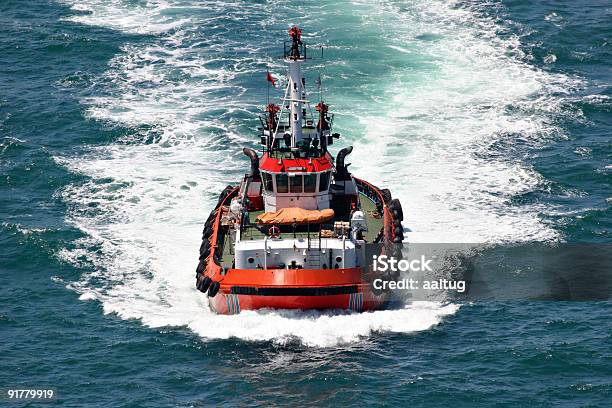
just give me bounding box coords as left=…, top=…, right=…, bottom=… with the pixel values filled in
left=342, top=0, right=581, bottom=242
left=55, top=0, right=579, bottom=345
left=60, top=0, right=191, bottom=34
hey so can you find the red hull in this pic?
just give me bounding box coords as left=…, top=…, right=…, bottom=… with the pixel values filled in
left=208, top=267, right=387, bottom=315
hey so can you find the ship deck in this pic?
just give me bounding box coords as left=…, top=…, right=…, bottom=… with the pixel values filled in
left=218, top=191, right=383, bottom=269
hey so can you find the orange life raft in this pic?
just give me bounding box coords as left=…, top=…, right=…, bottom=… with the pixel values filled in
left=256, top=207, right=335, bottom=225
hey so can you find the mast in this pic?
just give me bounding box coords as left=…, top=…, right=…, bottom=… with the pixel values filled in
left=258, top=27, right=337, bottom=154
left=285, top=26, right=305, bottom=148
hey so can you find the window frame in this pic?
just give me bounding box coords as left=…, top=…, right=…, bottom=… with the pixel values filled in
left=262, top=172, right=274, bottom=192
left=276, top=173, right=288, bottom=193
left=303, top=173, right=317, bottom=193
left=319, top=171, right=331, bottom=191
left=289, top=174, right=303, bottom=193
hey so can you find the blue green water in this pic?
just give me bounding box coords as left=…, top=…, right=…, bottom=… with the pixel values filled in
left=1, top=0, right=610, bottom=406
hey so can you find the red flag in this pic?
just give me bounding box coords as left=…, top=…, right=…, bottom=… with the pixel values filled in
left=266, top=71, right=277, bottom=87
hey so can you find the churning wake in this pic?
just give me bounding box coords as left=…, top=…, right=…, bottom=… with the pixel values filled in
left=56, top=0, right=579, bottom=346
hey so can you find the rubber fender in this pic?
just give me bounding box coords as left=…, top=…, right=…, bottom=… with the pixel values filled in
left=393, top=218, right=402, bottom=227
left=197, top=276, right=212, bottom=293
left=196, top=260, right=206, bottom=274
left=207, top=207, right=218, bottom=220
left=208, top=281, right=220, bottom=297
left=199, top=239, right=211, bottom=255
left=390, top=198, right=403, bottom=221
left=394, top=226, right=403, bottom=236
left=202, top=225, right=213, bottom=239
left=393, top=235, right=404, bottom=243
left=380, top=188, right=392, bottom=204
left=206, top=211, right=215, bottom=222
left=216, top=185, right=234, bottom=207
left=391, top=210, right=403, bottom=221
left=205, top=210, right=217, bottom=228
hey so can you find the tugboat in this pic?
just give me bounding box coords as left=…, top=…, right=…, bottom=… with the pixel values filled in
left=196, top=27, right=405, bottom=314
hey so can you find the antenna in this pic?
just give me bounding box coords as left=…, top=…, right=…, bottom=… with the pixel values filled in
left=318, top=46, right=325, bottom=103
left=266, top=62, right=270, bottom=106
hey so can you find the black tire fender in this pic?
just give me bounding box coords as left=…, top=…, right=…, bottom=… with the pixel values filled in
left=380, top=189, right=392, bottom=204
left=199, top=239, right=211, bottom=256
left=202, top=225, right=213, bottom=239
left=390, top=199, right=403, bottom=221
left=208, top=281, right=220, bottom=297
left=197, top=276, right=212, bottom=293
left=216, top=185, right=234, bottom=207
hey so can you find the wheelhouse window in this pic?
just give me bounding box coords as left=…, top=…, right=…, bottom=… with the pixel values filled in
left=319, top=171, right=331, bottom=191
left=289, top=175, right=303, bottom=193
left=262, top=172, right=273, bottom=192
left=276, top=174, right=288, bottom=193
left=303, top=174, right=316, bottom=193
